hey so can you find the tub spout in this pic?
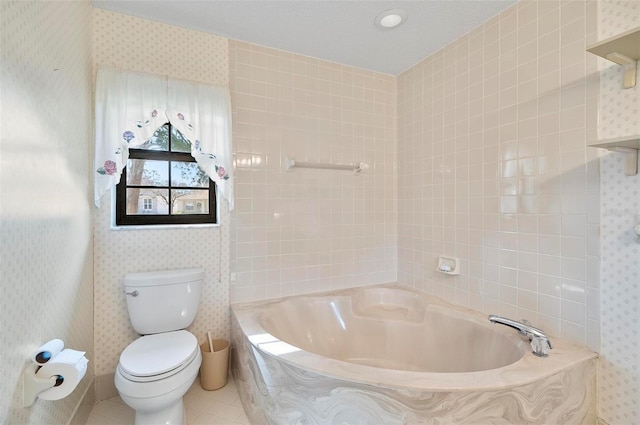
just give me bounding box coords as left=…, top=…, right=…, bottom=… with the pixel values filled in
left=488, top=315, right=552, bottom=357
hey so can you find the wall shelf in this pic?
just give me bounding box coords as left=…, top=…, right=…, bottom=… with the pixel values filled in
left=589, top=135, right=640, bottom=176
left=586, top=27, right=640, bottom=89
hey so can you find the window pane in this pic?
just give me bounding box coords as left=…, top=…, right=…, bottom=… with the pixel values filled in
left=171, top=126, right=191, bottom=152
left=171, top=189, right=209, bottom=215
left=171, top=161, right=209, bottom=188
left=130, top=124, right=170, bottom=151
left=126, top=159, right=168, bottom=186
left=126, top=189, right=169, bottom=215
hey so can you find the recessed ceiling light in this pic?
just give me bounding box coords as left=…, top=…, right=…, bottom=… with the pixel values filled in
left=375, top=9, right=407, bottom=29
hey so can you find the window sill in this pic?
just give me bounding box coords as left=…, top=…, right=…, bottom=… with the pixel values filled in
left=110, top=222, right=220, bottom=231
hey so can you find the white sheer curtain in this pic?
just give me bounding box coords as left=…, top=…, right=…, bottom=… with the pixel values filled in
left=94, top=68, right=234, bottom=210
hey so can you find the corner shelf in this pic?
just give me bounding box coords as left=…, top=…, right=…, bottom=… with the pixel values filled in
left=586, top=27, right=640, bottom=89
left=589, top=135, right=640, bottom=176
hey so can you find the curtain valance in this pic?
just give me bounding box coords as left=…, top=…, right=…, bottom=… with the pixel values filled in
left=94, top=68, right=233, bottom=210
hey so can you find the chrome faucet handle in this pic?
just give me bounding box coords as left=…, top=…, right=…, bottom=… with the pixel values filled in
left=530, top=336, right=551, bottom=357
left=488, top=315, right=552, bottom=357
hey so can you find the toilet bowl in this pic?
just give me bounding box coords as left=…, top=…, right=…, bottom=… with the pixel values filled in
left=115, top=331, right=202, bottom=425
left=115, top=269, right=204, bottom=425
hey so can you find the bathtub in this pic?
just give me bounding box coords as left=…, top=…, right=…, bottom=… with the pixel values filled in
left=231, top=285, right=597, bottom=425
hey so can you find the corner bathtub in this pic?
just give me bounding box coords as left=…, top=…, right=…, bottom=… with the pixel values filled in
left=231, top=285, right=597, bottom=425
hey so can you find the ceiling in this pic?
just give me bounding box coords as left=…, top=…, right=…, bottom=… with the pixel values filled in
left=92, top=0, right=517, bottom=76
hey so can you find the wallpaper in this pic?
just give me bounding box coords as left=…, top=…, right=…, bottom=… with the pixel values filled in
left=1, top=1, right=94, bottom=423
left=92, top=8, right=231, bottom=378
left=596, top=1, right=640, bottom=423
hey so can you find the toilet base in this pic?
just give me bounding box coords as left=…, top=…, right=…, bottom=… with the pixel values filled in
left=134, top=398, right=185, bottom=425
left=114, top=335, right=201, bottom=425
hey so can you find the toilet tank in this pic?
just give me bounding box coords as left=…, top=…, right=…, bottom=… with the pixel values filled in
left=123, top=268, right=204, bottom=335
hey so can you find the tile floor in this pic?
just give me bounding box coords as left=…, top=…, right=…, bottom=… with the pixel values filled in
left=85, top=376, right=250, bottom=425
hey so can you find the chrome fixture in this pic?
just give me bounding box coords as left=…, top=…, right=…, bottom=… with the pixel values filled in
left=488, top=315, right=552, bottom=357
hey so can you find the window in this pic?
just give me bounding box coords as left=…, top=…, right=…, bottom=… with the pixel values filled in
left=94, top=69, right=233, bottom=212
left=142, top=198, right=153, bottom=211
left=115, top=123, right=216, bottom=226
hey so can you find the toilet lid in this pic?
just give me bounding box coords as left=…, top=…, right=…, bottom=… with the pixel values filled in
left=119, top=330, right=198, bottom=378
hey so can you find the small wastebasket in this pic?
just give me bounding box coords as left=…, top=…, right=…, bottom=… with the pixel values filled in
left=199, top=339, right=230, bottom=391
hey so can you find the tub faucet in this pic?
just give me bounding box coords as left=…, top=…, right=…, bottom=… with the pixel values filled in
left=488, top=315, right=552, bottom=357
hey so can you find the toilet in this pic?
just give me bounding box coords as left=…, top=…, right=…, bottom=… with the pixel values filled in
left=115, top=268, right=204, bottom=425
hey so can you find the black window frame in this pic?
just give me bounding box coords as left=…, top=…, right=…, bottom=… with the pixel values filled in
left=115, top=123, right=217, bottom=226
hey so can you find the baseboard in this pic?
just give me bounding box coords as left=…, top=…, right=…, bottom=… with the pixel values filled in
left=94, top=373, right=118, bottom=402
left=67, top=376, right=95, bottom=425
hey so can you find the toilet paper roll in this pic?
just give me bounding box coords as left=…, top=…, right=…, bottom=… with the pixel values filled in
left=36, top=349, right=88, bottom=401
left=31, top=339, right=64, bottom=365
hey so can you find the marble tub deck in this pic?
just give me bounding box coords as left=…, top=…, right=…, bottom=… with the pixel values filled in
left=231, top=284, right=598, bottom=425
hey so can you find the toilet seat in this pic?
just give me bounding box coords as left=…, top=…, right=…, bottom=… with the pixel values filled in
left=118, top=330, right=199, bottom=383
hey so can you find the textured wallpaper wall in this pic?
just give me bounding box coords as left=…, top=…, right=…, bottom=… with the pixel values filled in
left=596, top=1, right=640, bottom=423
left=1, top=1, right=94, bottom=424
left=92, top=9, right=231, bottom=377
left=396, top=0, right=600, bottom=348
left=228, top=40, right=397, bottom=303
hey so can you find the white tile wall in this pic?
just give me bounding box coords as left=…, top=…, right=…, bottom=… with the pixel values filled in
left=92, top=9, right=231, bottom=379
left=396, top=0, right=599, bottom=348
left=1, top=1, right=94, bottom=423
left=229, top=41, right=397, bottom=303
left=596, top=1, right=640, bottom=423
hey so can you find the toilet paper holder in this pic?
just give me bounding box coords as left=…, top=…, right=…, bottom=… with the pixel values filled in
left=23, top=363, right=61, bottom=407
left=23, top=340, right=88, bottom=407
